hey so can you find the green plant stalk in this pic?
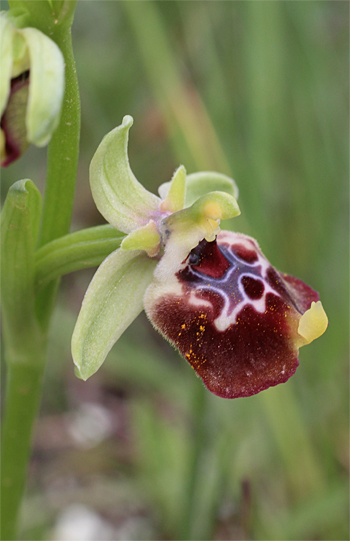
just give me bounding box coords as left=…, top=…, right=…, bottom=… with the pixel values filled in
left=1, top=362, right=46, bottom=541
left=36, top=25, right=81, bottom=331
left=38, top=32, right=80, bottom=247
left=1, top=18, right=80, bottom=540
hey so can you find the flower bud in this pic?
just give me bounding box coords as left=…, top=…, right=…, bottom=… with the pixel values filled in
left=0, top=15, right=65, bottom=166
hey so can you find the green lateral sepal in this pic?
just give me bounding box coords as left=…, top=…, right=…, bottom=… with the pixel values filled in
left=72, top=249, right=157, bottom=381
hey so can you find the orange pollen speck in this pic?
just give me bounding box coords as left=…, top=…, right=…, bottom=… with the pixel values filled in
left=181, top=324, right=186, bottom=329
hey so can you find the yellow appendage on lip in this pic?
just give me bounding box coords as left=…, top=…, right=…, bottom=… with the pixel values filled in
left=297, top=301, right=328, bottom=346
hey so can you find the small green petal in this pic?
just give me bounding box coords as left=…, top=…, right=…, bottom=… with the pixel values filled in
left=159, top=165, right=186, bottom=212
left=90, top=115, right=161, bottom=233
left=72, top=249, right=157, bottom=381
left=0, top=16, right=14, bottom=117
left=19, top=27, right=65, bottom=146
left=121, top=220, right=161, bottom=257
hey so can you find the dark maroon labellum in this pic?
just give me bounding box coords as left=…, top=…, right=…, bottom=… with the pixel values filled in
left=148, top=232, right=319, bottom=399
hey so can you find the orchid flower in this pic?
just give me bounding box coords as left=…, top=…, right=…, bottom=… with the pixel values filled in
left=0, top=13, right=65, bottom=166
left=72, top=115, right=328, bottom=399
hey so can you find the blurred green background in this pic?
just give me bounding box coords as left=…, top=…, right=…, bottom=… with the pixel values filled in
left=1, top=1, right=349, bottom=540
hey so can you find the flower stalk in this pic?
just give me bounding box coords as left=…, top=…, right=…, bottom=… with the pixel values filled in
left=0, top=4, right=80, bottom=538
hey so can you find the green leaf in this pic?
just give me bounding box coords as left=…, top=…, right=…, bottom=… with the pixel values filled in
left=89, top=115, right=160, bottom=233
left=20, top=26, right=65, bottom=146
left=72, top=249, right=157, bottom=380
left=1, top=179, right=43, bottom=363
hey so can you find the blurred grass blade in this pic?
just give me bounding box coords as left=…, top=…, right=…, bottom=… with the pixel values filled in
left=260, top=383, right=325, bottom=499
left=122, top=0, right=231, bottom=175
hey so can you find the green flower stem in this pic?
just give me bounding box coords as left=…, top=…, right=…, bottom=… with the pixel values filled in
left=1, top=362, right=45, bottom=541
left=38, top=28, right=80, bottom=247
left=35, top=225, right=125, bottom=290
left=1, top=11, right=80, bottom=540
left=35, top=21, right=80, bottom=331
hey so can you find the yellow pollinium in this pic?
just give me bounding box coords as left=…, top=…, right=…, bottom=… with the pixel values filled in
left=297, top=301, right=328, bottom=346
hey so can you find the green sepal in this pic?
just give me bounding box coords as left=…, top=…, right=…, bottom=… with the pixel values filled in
left=72, top=249, right=157, bottom=381
left=20, top=26, right=65, bottom=146
left=89, top=115, right=160, bottom=234
left=1, top=179, right=43, bottom=364
left=0, top=16, right=14, bottom=116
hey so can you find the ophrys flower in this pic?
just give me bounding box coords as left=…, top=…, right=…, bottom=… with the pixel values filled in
left=72, top=115, right=328, bottom=399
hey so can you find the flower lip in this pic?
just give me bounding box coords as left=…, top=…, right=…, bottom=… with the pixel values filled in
left=144, top=231, right=327, bottom=399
